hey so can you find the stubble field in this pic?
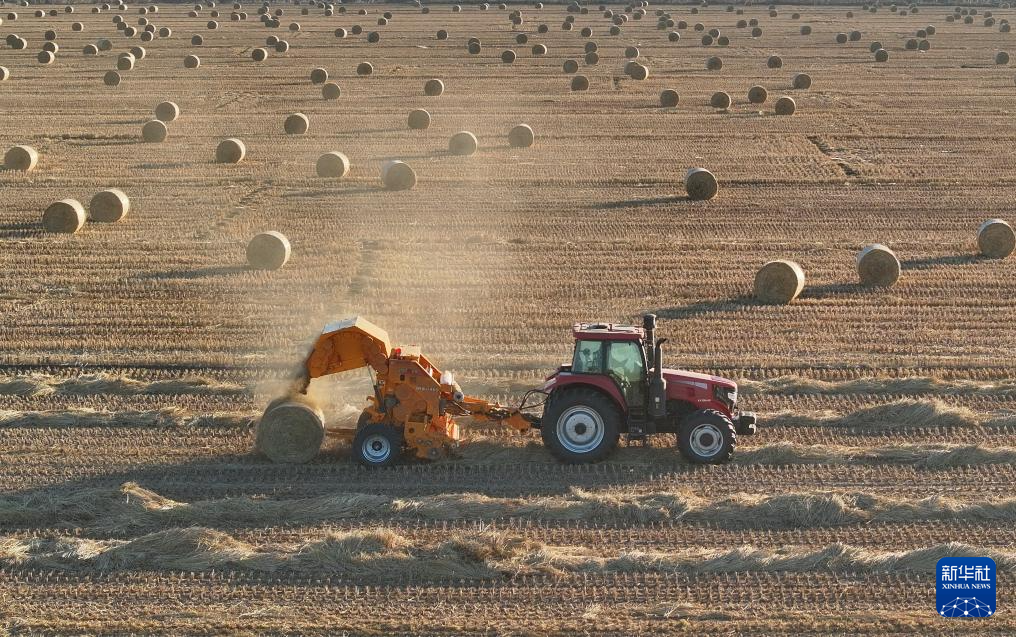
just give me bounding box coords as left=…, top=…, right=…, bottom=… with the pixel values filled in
left=2, top=0, right=1016, bottom=634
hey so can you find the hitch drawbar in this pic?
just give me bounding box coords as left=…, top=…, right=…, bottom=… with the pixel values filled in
left=736, top=412, right=758, bottom=436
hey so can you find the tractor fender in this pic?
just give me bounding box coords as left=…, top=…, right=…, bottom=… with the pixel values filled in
left=542, top=372, right=628, bottom=417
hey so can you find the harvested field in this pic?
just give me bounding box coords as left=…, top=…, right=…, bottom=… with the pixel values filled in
left=2, top=1, right=1016, bottom=634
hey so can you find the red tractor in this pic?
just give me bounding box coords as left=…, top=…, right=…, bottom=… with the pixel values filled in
left=257, top=314, right=756, bottom=466
left=538, top=313, right=756, bottom=464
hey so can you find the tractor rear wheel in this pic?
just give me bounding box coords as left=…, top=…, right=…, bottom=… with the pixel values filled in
left=541, top=388, right=620, bottom=463
left=352, top=422, right=403, bottom=467
left=678, top=409, right=735, bottom=464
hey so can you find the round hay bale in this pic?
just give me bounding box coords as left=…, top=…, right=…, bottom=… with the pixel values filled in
left=436, top=29, right=448, bottom=40
left=142, top=119, right=168, bottom=142
left=335, top=27, right=347, bottom=38
left=255, top=399, right=324, bottom=463
left=718, top=36, right=730, bottom=46
left=926, top=25, right=937, bottom=35
left=4, top=145, right=38, bottom=171
left=216, top=138, right=246, bottom=163
left=275, top=40, right=290, bottom=53
left=660, top=89, right=679, bottom=107
left=37, top=51, right=55, bottom=64
left=289, top=21, right=300, bottom=31
left=117, top=54, right=134, bottom=70
left=468, top=41, right=481, bottom=54
left=978, top=219, right=1016, bottom=258
left=103, top=70, right=122, bottom=86
left=774, top=96, right=796, bottom=115
left=424, top=78, right=444, bottom=96
left=905, top=39, right=918, bottom=51
left=310, top=67, right=328, bottom=84
left=869, top=41, right=882, bottom=53
left=191, top=35, right=203, bottom=46
left=368, top=31, right=380, bottom=43
left=581, top=26, right=591, bottom=37
left=43, top=41, right=59, bottom=54
left=754, top=260, right=805, bottom=304
left=159, top=27, right=171, bottom=37
left=918, top=40, right=930, bottom=51
left=284, top=113, right=309, bottom=135
left=247, top=231, right=291, bottom=270
left=356, top=62, right=373, bottom=75
left=751, top=27, right=762, bottom=37
left=585, top=51, right=599, bottom=65
left=43, top=199, right=86, bottom=234
left=381, top=160, right=417, bottom=190
left=800, top=25, right=811, bottom=35
left=571, top=75, right=589, bottom=91
left=875, top=48, right=889, bottom=62
left=184, top=54, right=200, bottom=68
left=316, top=151, right=350, bottom=178
left=252, top=47, right=268, bottom=61
left=408, top=108, right=431, bottom=130
left=856, top=244, right=900, bottom=287
left=130, top=46, right=146, bottom=60
left=516, top=33, right=528, bottom=44
left=706, top=56, right=722, bottom=70
left=140, top=30, right=154, bottom=42
left=154, top=101, right=180, bottom=122
left=564, top=59, right=579, bottom=73
left=849, top=30, right=862, bottom=41
left=625, top=45, right=639, bottom=59
left=44, top=29, right=57, bottom=41
left=89, top=188, right=130, bottom=222
left=669, top=31, right=680, bottom=42
left=98, top=38, right=114, bottom=51
left=508, top=123, right=534, bottom=148
left=996, top=51, right=1010, bottom=65
left=449, top=131, right=478, bottom=156
left=628, top=62, right=649, bottom=80
left=710, top=91, right=731, bottom=109
left=685, top=167, right=718, bottom=201
left=351, top=25, right=362, bottom=34
left=835, top=33, right=847, bottom=44
left=501, top=50, right=516, bottom=63
left=792, top=73, right=812, bottom=89
left=532, top=43, right=547, bottom=56
left=767, top=55, right=783, bottom=69
left=747, top=85, right=768, bottom=104
left=322, top=82, right=341, bottom=99
left=701, top=35, right=713, bottom=46
left=207, top=20, right=218, bottom=29
left=84, top=44, right=99, bottom=55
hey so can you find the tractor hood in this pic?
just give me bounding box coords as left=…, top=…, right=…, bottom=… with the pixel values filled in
left=662, top=369, right=737, bottom=391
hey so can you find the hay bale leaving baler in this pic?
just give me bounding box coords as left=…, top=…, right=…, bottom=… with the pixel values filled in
left=255, top=399, right=325, bottom=464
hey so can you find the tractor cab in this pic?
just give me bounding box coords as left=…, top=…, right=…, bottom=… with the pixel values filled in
left=541, top=314, right=757, bottom=464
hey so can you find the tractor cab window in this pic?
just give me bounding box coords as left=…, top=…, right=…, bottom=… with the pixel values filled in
left=572, top=340, right=604, bottom=373
left=607, top=341, right=645, bottom=383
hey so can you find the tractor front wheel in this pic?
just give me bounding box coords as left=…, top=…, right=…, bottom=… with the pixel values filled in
left=678, top=409, right=736, bottom=464
left=352, top=422, right=404, bottom=467
left=541, top=388, right=620, bottom=463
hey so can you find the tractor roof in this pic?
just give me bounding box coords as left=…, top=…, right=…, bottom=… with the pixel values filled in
left=573, top=322, right=644, bottom=342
